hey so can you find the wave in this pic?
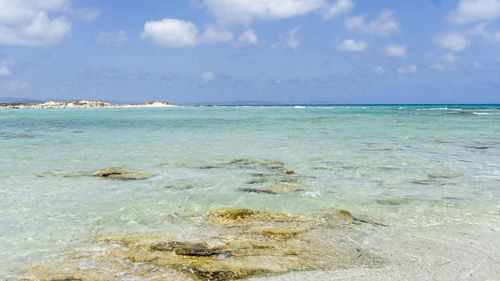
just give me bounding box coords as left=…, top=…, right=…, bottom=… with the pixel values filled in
left=473, top=112, right=500, bottom=115
left=416, top=107, right=464, bottom=111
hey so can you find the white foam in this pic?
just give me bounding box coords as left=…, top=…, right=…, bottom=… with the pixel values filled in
left=473, top=112, right=499, bottom=115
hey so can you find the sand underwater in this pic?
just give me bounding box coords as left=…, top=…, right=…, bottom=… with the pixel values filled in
left=0, top=105, right=499, bottom=280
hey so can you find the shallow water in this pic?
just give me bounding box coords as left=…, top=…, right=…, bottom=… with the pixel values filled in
left=1, top=105, right=500, bottom=280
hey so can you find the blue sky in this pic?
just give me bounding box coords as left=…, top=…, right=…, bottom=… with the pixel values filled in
left=0, top=0, right=499, bottom=104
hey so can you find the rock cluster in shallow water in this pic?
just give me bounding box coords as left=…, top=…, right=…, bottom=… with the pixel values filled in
left=38, top=167, right=154, bottom=180
left=164, top=158, right=306, bottom=195
left=20, top=208, right=385, bottom=281
left=86, top=167, right=154, bottom=180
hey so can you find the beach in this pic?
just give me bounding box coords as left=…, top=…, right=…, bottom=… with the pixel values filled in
left=1, top=105, right=499, bottom=280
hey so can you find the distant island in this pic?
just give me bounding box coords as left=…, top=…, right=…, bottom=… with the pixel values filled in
left=0, top=100, right=178, bottom=109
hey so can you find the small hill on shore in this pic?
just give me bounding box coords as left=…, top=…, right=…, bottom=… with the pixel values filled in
left=0, top=100, right=176, bottom=109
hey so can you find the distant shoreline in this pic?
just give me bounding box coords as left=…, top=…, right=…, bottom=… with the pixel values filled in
left=1, top=100, right=499, bottom=109
left=0, top=100, right=180, bottom=109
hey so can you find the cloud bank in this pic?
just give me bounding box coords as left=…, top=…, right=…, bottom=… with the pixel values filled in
left=0, top=0, right=72, bottom=46
left=449, top=0, right=500, bottom=25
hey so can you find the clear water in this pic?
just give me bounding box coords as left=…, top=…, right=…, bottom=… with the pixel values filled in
left=1, top=105, right=499, bottom=279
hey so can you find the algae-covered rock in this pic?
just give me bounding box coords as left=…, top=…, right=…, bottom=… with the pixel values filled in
left=205, top=208, right=301, bottom=224
left=247, top=227, right=303, bottom=239
left=151, top=241, right=224, bottom=256
left=21, top=208, right=385, bottom=281
left=352, top=216, right=388, bottom=227
left=319, top=207, right=354, bottom=225
left=317, top=207, right=387, bottom=227
left=239, top=188, right=277, bottom=194
left=39, top=167, right=154, bottom=180
left=87, top=167, right=154, bottom=180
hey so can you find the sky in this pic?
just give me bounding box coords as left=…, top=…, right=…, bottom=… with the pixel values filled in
left=0, top=0, right=499, bottom=104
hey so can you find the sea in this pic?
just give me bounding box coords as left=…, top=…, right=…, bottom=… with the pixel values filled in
left=1, top=105, right=499, bottom=280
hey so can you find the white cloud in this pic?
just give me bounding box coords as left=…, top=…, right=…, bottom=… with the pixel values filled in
left=201, top=71, right=215, bottom=82
left=0, top=0, right=71, bottom=46
left=0, top=65, right=12, bottom=76
left=338, top=39, right=367, bottom=52
left=199, top=26, right=233, bottom=44
left=0, top=65, right=10, bottom=76
left=323, top=0, right=355, bottom=20
left=96, top=30, right=129, bottom=46
left=473, top=62, right=482, bottom=69
left=430, top=63, right=445, bottom=71
left=203, top=0, right=327, bottom=24
left=2, top=81, right=29, bottom=91
left=397, top=65, right=417, bottom=74
left=141, top=18, right=199, bottom=48
left=429, top=53, right=460, bottom=71
left=384, top=44, right=406, bottom=57
left=0, top=60, right=14, bottom=76
left=434, top=33, right=470, bottom=52
left=374, top=65, right=385, bottom=73
left=441, top=52, right=458, bottom=63
left=141, top=19, right=237, bottom=47
left=272, top=27, right=301, bottom=49
left=237, top=29, right=259, bottom=46
left=74, top=8, right=101, bottom=22
left=497, top=56, right=500, bottom=62
left=449, top=0, right=500, bottom=25
left=468, top=23, right=500, bottom=42
left=345, top=10, right=399, bottom=36
left=0, top=0, right=69, bottom=24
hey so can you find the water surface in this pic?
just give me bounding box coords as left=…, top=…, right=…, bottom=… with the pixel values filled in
left=1, top=105, right=499, bottom=280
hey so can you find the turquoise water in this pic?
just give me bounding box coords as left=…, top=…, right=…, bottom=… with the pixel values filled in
left=1, top=105, right=500, bottom=279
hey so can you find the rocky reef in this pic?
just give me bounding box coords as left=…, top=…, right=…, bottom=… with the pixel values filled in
left=0, top=100, right=176, bottom=109
left=163, top=158, right=306, bottom=195
left=20, top=208, right=385, bottom=281
left=85, top=167, right=154, bottom=180
left=38, top=167, right=154, bottom=180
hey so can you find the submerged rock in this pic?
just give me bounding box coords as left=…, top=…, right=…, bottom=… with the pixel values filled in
left=240, top=184, right=303, bottom=195
left=151, top=241, right=224, bottom=256
left=376, top=199, right=410, bottom=206
left=228, top=159, right=284, bottom=170
left=160, top=162, right=190, bottom=168
left=239, top=187, right=277, bottom=194
left=318, top=207, right=387, bottom=227
left=21, top=208, right=385, bottom=281
left=38, top=167, right=154, bottom=180
left=161, top=159, right=287, bottom=173
left=86, top=167, right=154, bottom=180
left=36, top=170, right=80, bottom=178
left=352, top=216, right=388, bottom=227
left=318, top=207, right=354, bottom=225
left=247, top=227, right=302, bottom=239
left=245, top=178, right=268, bottom=185
left=427, top=170, right=463, bottom=179
left=410, top=179, right=444, bottom=185
left=165, top=184, right=194, bottom=190
left=205, top=208, right=302, bottom=224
